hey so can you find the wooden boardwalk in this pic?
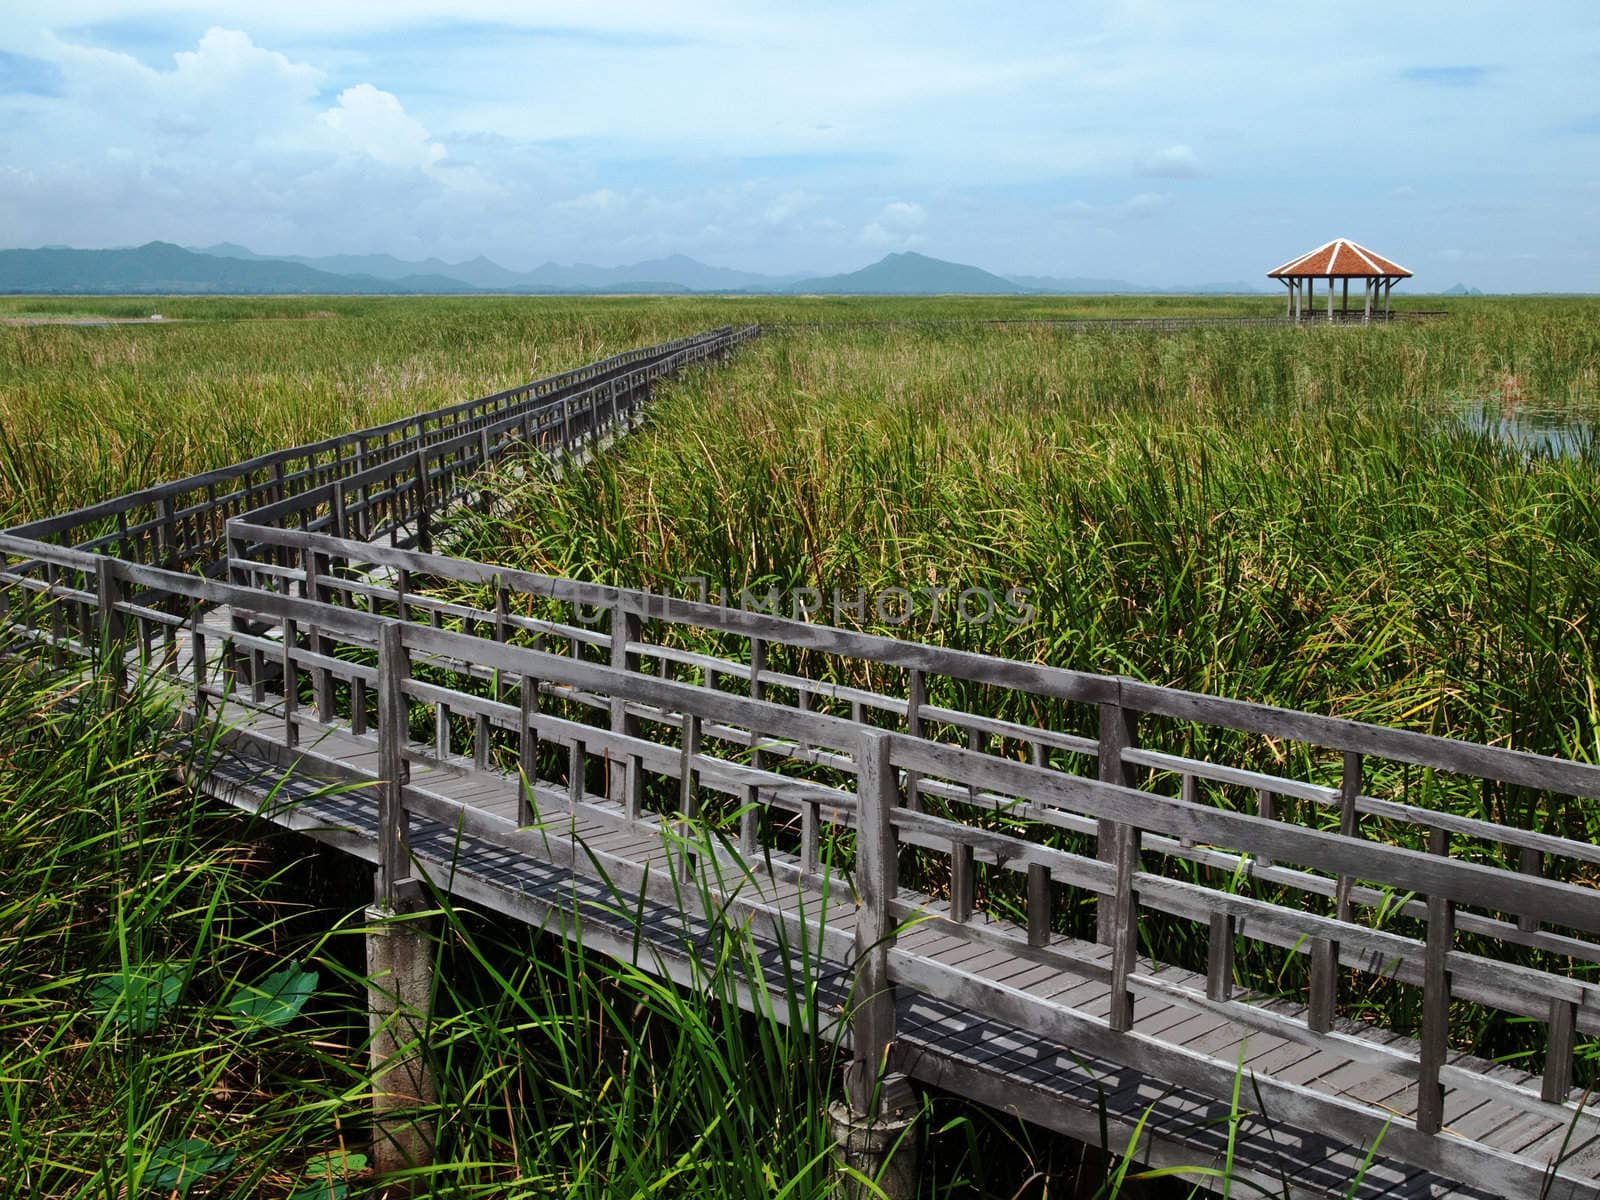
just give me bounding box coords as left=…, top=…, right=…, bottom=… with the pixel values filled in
left=5, top=325, right=1600, bottom=1198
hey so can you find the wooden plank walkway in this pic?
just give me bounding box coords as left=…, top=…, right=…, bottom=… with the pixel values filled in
left=187, top=687, right=1594, bottom=1199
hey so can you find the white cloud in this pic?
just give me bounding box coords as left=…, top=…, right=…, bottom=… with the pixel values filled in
left=859, top=199, right=927, bottom=247
left=319, top=83, right=444, bottom=170
left=1137, top=143, right=1201, bottom=178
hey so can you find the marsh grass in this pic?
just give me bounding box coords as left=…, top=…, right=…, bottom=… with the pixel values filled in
left=7, top=294, right=1598, bottom=1197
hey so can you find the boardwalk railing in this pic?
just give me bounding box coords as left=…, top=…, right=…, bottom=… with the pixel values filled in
left=2, top=324, right=1598, bottom=1198
left=4, top=326, right=751, bottom=573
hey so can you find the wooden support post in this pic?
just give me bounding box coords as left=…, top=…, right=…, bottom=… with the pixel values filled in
left=365, top=899, right=437, bottom=1177
left=376, top=621, right=413, bottom=906
left=847, top=730, right=902, bottom=1116
left=1096, top=699, right=1137, bottom=946
left=1207, top=911, right=1235, bottom=1003
left=1027, top=862, right=1051, bottom=948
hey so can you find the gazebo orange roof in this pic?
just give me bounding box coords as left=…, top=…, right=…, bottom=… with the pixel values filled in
left=1269, top=238, right=1411, bottom=279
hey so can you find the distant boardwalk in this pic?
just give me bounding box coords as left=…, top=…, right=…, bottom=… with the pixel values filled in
left=767, top=310, right=1447, bottom=334
left=4, top=323, right=1597, bottom=1199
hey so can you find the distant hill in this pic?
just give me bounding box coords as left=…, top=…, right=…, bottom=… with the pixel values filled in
left=1441, top=283, right=1485, bottom=297
left=522, top=254, right=799, bottom=293
left=3, top=241, right=1278, bottom=296
left=789, top=252, right=1025, bottom=295
left=193, top=244, right=791, bottom=293
left=0, top=242, right=473, bottom=295
left=197, top=244, right=530, bottom=290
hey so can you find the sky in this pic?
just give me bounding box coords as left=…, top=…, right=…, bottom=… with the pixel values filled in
left=0, top=2, right=1596, bottom=291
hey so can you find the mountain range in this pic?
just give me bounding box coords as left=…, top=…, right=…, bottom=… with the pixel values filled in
left=0, top=241, right=1274, bottom=296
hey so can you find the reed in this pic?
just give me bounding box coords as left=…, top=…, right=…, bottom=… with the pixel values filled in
left=6, top=293, right=1596, bottom=1196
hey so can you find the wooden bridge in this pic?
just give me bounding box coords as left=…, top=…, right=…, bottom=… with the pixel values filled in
left=4, top=324, right=1600, bottom=1198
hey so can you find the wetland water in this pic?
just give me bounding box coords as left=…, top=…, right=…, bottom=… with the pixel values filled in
left=1458, top=403, right=1594, bottom=458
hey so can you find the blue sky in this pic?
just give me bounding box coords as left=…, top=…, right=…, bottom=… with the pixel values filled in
left=0, top=2, right=1596, bottom=290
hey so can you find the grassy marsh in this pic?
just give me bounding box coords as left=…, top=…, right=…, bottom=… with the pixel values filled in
left=5, top=293, right=1600, bottom=1196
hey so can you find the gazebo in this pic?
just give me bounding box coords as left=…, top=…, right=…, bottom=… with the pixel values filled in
left=1268, top=238, right=1411, bottom=322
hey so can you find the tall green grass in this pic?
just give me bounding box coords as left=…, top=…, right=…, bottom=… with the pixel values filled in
left=8, top=294, right=1593, bottom=1197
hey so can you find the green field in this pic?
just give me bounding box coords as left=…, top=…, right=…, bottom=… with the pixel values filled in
left=3, top=293, right=1598, bottom=1198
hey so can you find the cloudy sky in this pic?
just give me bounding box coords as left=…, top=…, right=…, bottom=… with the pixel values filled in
left=1, top=2, right=1596, bottom=290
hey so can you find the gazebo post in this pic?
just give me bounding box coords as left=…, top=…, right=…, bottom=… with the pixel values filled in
left=1363, top=278, right=1373, bottom=322
left=1284, top=280, right=1292, bottom=318
left=1326, top=276, right=1333, bottom=322
left=1341, top=278, right=1349, bottom=318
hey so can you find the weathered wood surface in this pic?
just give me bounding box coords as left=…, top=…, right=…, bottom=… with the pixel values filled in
left=3, top=326, right=1598, bottom=1199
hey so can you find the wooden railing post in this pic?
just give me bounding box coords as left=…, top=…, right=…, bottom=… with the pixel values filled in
left=412, top=449, right=431, bottom=553
left=1096, top=698, right=1138, bottom=946
left=1027, top=863, right=1051, bottom=948
left=377, top=621, right=413, bottom=905
left=609, top=601, right=641, bottom=800
left=1334, top=751, right=1363, bottom=922
left=1417, top=828, right=1454, bottom=1135
left=904, top=668, right=926, bottom=810
left=281, top=616, right=299, bottom=748
left=749, top=636, right=767, bottom=772
left=95, top=557, right=126, bottom=696
left=949, top=839, right=974, bottom=923
left=847, top=730, right=901, bottom=1117
left=303, top=548, right=333, bottom=722
left=1207, top=911, right=1236, bottom=1003
left=1107, top=818, right=1141, bottom=1032
left=1543, top=997, right=1577, bottom=1104
left=517, top=675, right=540, bottom=827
